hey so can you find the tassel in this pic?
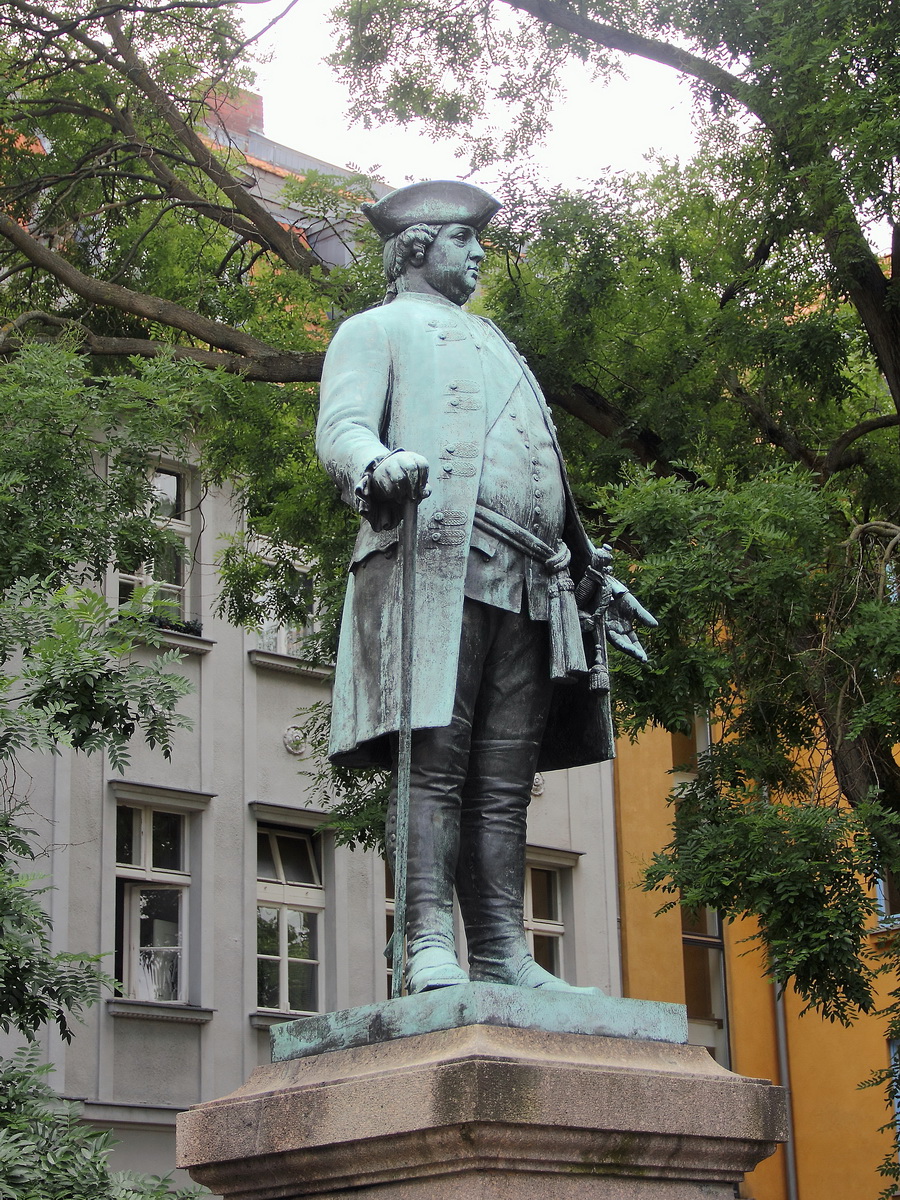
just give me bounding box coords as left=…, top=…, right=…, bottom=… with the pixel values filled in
left=548, top=570, right=588, bottom=679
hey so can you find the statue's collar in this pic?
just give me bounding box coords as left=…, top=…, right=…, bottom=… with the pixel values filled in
left=391, top=291, right=463, bottom=311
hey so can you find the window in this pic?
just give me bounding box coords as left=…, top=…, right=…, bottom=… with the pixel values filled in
left=256, top=571, right=319, bottom=661
left=681, top=903, right=730, bottom=1067
left=256, top=828, right=324, bottom=1014
left=118, top=467, right=195, bottom=626
left=115, top=805, right=190, bottom=1002
left=385, top=860, right=396, bottom=997
left=878, top=872, right=900, bottom=923
left=888, top=1040, right=900, bottom=1142
left=525, top=865, right=565, bottom=975
left=257, top=620, right=310, bottom=660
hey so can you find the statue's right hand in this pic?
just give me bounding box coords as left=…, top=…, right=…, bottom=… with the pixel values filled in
left=371, top=451, right=431, bottom=504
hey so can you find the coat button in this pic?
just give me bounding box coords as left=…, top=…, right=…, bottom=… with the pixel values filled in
left=434, top=511, right=445, bottom=522
left=449, top=383, right=458, bottom=390
left=450, top=398, right=459, bottom=406
left=431, top=531, right=442, bottom=542
left=443, top=464, right=454, bottom=474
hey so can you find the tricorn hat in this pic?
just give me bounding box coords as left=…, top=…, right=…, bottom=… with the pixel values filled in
left=362, top=180, right=501, bottom=239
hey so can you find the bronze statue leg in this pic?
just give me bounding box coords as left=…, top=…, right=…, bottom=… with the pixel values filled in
left=386, top=716, right=471, bottom=991
left=388, top=597, right=587, bottom=993
left=452, top=604, right=566, bottom=987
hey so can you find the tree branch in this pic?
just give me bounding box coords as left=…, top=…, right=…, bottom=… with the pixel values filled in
left=8, top=94, right=278, bottom=251
left=498, top=0, right=766, bottom=120
left=724, top=372, right=822, bottom=471
left=0, top=213, right=278, bottom=360
left=823, top=414, right=900, bottom=476
left=9, top=2, right=319, bottom=273
left=719, top=230, right=778, bottom=308
left=100, top=13, right=318, bottom=274
left=0, top=311, right=325, bottom=382
left=528, top=359, right=664, bottom=465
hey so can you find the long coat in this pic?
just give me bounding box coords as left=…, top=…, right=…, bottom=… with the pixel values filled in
left=316, top=291, right=612, bottom=772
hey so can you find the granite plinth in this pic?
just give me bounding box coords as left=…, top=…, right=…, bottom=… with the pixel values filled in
left=270, top=983, right=687, bottom=1062
left=177, top=1021, right=787, bottom=1199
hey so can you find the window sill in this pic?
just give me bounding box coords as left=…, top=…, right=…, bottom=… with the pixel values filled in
left=107, top=999, right=215, bottom=1023
left=250, top=1010, right=315, bottom=1029
left=247, top=649, right=331, bottom=680
left=160, top=629, right=216, bottom=656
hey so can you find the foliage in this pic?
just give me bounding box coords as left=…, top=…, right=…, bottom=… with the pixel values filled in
left=330, top=0, right=900, bottom=426
left=0, top=1046, right=203, bottom=1200
left=0, top=580, right=192, bottom=772
left=0, top=0, right=369, bottom=385
left=0, top=258, right=214, bottom=1198
left=0, top=815, right=204, bottom=1197
left=0, top=343, right=207, bottom=772
left=862, top=958, right=900, bottom=1199
left=0, top=342, right=199, bottom=591
left=644, top=773, right=900, bottom=1022
left=298, top=701, right=389, bottom=852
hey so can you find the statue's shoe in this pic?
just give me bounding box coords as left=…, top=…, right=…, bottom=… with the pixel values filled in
left=406, top=946, right=469, bottom=993
left=472, top=955, right=601, bottom=993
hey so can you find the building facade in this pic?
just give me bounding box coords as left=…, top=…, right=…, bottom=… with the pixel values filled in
left=614, top=725, right=897, bottom=1199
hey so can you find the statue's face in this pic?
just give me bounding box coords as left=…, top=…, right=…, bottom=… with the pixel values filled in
left=419, top=223, right=485, bottom=305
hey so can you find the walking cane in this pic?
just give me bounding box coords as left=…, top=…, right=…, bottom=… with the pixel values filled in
left=391, top=496, right=418, bottom=998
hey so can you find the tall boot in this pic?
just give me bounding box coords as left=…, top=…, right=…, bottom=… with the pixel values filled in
left=455, top=756, right=592, bottom=991
left=386, top=724, right=470, bottom=993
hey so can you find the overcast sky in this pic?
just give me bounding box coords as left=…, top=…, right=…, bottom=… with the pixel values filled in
left=240, top=0, right=700, bottom=191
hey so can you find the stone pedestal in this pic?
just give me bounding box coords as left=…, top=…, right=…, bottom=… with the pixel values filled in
left=177, top=986, right=786, bottom=1199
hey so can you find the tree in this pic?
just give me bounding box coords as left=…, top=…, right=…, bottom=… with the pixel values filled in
left=0, top=811, right=204, bottom=1198
left=329, top=0, right=900, bottom=411
left=0, top=0, right=362, bottom=383
left=467, top=158, right=900, bottom=990
left=3, top=0, right=900, bottom=1067
left=466, top=161, right=900, bottom=1185
left=0, top=340, right=214, bottom=1195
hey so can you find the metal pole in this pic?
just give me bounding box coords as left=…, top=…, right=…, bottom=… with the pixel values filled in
left=774, top=984, right=800, bottom=1200
left=391, top=498, right=418, bottom=998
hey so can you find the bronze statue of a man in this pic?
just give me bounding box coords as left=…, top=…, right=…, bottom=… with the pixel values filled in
left=317, top=180, right=653, bottom=994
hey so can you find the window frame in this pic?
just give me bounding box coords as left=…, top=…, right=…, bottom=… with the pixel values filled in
left=524, top=861, right=567, bottom=977
left=116, top=464, right=197, bottom=626
left=680, top=904, right=731, bottom=1068
left=253, top=563, right=323, bottom=665
left=255, top=827, right=325, bottom=1016
left=114, top=803, right=191, bottom=1004
left=877, top=872, right=900, bottom=926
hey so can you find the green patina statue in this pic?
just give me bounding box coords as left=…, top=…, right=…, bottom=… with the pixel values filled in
left=316, top=180, right=654, bottom=996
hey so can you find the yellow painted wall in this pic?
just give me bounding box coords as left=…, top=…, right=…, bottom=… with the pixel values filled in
left=615, top=726, right=896, bottom=1200
left=613, top=726, right=685, bottom=1004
